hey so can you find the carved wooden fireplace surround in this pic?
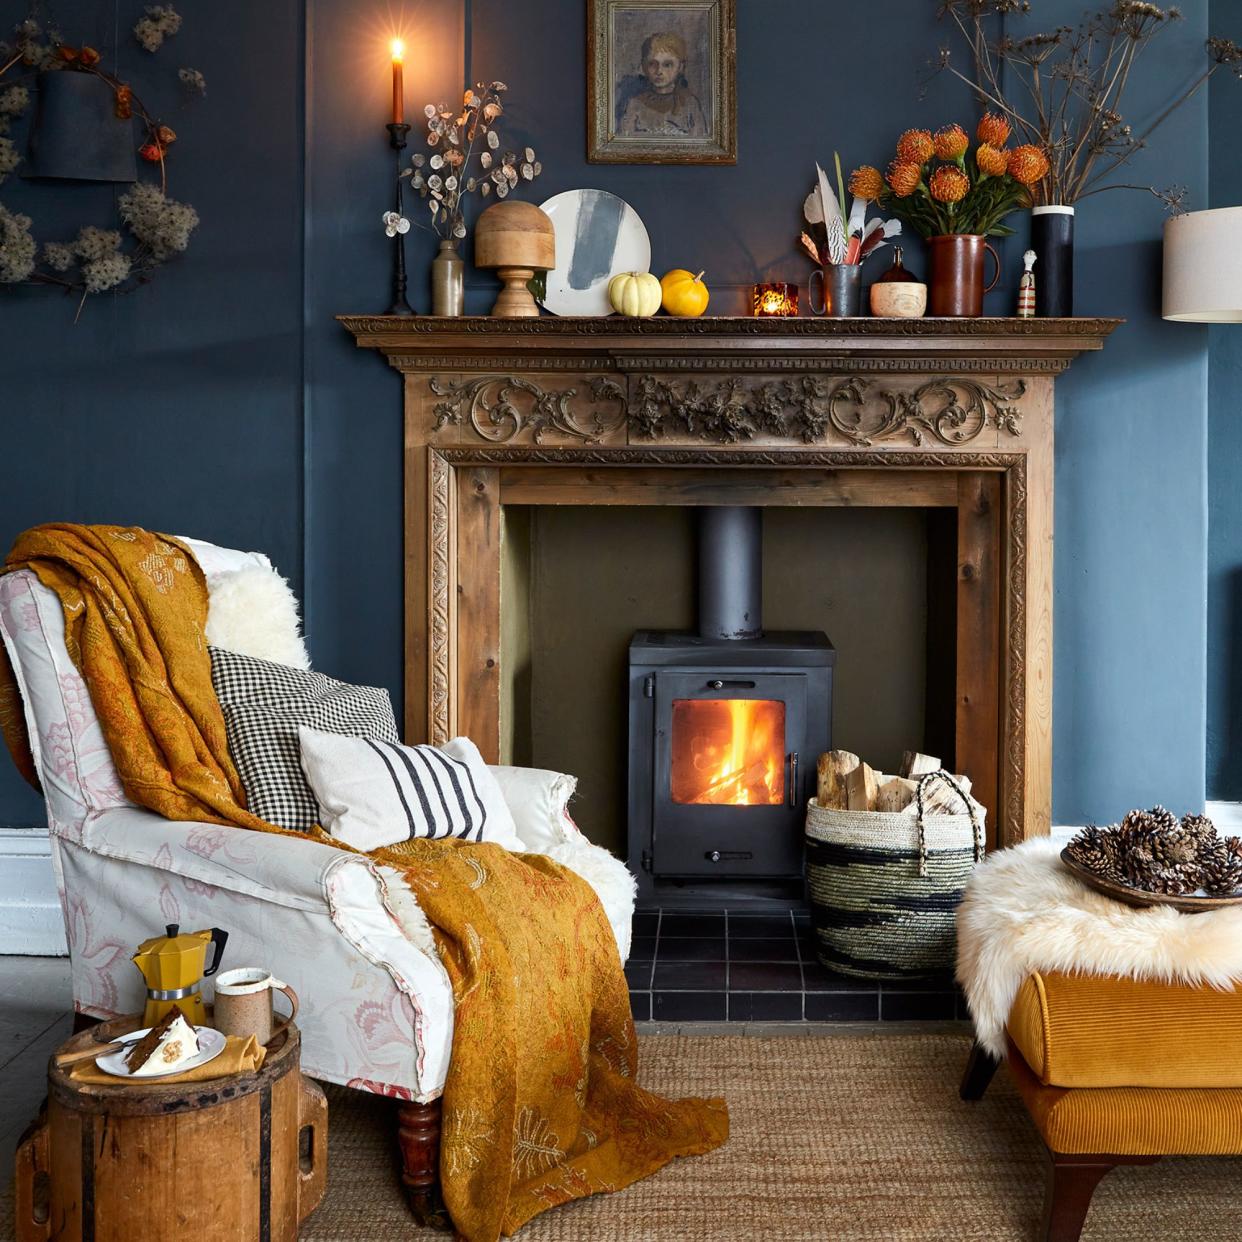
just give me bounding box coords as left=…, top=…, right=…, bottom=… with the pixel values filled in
left=342, top=316, right=1117, bottom=849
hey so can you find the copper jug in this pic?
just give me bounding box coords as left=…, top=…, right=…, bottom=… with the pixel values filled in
left=927, top=234, right=1000, bottom=317
left=132, top=923, right=228, bottom=1026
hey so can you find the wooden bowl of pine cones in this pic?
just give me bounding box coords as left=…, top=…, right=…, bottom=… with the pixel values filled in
left=1061, top=807, right=1242, bottom=912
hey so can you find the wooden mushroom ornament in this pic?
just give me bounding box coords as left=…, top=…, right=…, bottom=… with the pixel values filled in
left=474, top=200, right=555, bottom=318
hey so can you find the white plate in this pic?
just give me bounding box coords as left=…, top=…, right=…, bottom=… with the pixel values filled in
left=539, top=189, right=651, bottom=317
left=96, top=1025, right=227, bottom=1080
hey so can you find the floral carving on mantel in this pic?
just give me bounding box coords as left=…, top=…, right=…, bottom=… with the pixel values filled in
left=429, top=374, right=626, bottom=443
left=627, top=374, right=1026, bottom=446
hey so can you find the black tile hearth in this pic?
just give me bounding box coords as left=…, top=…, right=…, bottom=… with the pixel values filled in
left=659, top=937, right=727, bottom=962
left=626, top=909, right=965, bottom=1027
left=652, top=990, right=727, bottom=1021
left=727, top=961, right=803, bottom=992
left=653, top=961, right=728, bottom=991
left=728, top=937, right=799, bottom=963
left=660, top=913, right=726, bottom=938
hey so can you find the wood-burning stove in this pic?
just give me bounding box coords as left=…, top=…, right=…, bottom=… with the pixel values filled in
left=627, top=507, right=834, bottom=907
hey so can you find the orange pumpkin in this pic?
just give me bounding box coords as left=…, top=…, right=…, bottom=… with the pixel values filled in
left=660, top=269, right=710, bottom=318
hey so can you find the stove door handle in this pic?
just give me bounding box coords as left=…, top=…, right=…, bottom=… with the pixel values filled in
left=788, top=751, right=799, bottom=806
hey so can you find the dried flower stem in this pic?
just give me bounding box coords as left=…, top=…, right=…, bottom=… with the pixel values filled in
left=936, top=1, right=1242, bottom=206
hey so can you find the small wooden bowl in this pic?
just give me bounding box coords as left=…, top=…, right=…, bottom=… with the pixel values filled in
left=1060, top=849, right=1242, bottom=913
left=474, top=200, right=555, bottom=318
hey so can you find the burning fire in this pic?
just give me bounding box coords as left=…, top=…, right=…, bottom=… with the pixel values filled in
left=671, top=698, right=785, bottom=806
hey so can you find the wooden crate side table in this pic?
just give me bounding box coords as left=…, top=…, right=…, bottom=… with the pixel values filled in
left=14, top=1017, right=327, bottom=1242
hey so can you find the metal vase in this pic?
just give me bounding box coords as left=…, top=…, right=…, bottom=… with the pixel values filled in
left=809, top=264, right=862, bottom=317
left=430, top=238, right=465, bottom=317
left=1031, top=206, right=1075, bottom=317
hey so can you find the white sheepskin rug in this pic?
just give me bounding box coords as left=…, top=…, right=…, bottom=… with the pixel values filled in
left=205, top=566, right=311, bottom=669
left=957, top=837, right=1242, bottom=1057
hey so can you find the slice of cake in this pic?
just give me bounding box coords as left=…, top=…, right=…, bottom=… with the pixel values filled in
left=125, top=1004, right=201, bottom=1076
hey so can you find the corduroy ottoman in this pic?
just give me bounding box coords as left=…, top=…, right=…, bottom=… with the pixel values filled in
left=962, top=971, right=1242, bottom=1242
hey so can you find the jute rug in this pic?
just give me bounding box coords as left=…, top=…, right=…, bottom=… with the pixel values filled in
left=5, top=1033, right=1241, bottom=1239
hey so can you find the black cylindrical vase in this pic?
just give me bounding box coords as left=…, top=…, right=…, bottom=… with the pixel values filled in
left=1031, top=206, right=1074, bottom=317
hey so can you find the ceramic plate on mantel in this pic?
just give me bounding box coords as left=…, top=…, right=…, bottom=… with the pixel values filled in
left=538, top=189, right=651, bottom=317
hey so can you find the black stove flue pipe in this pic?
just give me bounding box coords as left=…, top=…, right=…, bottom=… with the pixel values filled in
left=698, top=506, right=763, bottom=641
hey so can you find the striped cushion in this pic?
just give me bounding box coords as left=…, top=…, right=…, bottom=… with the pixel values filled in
left=298, top=726, right=523, bottom=852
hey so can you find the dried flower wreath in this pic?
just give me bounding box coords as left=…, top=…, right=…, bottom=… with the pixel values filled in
left=0, top=6, right=205, bottom=313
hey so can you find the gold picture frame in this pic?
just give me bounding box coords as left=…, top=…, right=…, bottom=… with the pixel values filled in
left=588, top=0, right=736, bottom=165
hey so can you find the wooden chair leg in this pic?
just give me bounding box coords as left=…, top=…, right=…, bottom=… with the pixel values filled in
left=959, top=1039, right=1001, bottom=1100
left=1040, top=1150, right=1159, bottom=1242
left=396, top=1098, right=449, bottom=1229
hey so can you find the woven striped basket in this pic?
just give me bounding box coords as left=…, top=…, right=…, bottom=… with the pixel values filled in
left=804, top=772, right=985, bottom=980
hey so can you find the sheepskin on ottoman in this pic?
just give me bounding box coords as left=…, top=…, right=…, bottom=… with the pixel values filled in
left=956, top=839, right=1242, bottom=1242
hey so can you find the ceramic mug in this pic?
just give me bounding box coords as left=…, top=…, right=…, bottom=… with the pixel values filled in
left=213, top=967, right=299, bottom=1044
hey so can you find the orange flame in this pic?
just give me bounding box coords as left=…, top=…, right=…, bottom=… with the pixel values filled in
left=670, top=698, right=785, bottom=806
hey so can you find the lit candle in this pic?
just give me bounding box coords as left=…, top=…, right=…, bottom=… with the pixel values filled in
left=390, top=38, right=405, bottom=125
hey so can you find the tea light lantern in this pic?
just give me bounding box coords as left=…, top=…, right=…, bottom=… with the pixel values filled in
left=751, top=282, right=799, bottom=317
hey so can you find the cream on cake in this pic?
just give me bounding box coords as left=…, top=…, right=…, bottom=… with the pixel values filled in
left=127, top=1010, right=201, bottom=1076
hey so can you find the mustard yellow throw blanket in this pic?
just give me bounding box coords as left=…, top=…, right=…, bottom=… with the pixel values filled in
left=0, top=524, right=728, bottom=1241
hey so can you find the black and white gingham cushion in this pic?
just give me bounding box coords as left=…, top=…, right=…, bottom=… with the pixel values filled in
left=210, top=646, right=398, bottom=832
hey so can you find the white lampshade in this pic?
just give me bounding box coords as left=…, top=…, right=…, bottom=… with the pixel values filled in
left=1163, top=206, right=1242, bottom=322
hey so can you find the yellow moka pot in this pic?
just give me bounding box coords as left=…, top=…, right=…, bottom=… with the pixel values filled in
left=132, top=923, right=228, bottom=1026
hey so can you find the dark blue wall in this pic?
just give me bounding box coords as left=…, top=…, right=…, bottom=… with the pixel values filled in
left=1208, top=0, right=1242, bottom=800
left=0, top=0, right=1222, bottom=827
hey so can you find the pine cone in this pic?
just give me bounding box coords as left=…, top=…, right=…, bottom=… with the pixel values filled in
left=1119, top=806, right=1200, bottom=894
left=1065, top=824, right=1126, bottom=883
left=1201, top=836, right=1242, bottom=897
left=1181, top=813, right=1219, bottom=850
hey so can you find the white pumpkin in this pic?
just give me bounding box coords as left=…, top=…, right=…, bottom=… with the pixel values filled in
left=607, top=271, right=662, bottom=318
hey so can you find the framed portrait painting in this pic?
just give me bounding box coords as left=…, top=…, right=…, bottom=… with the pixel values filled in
left=588, top=0, right=736, bottom=165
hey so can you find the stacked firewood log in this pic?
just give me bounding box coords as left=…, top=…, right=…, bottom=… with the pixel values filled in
left=815, top=749, right=982, bottom=816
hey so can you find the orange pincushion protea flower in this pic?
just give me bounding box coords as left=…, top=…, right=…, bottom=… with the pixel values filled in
left=928, top=165, right=970, bottom=204
left=1009, top=144, right=1050, bottom=185
left=848, top=165, right=886, bottom=200
left=934, top=124, right=969, bottom=161
left=976, top=113, right=1011, bottom=147
left=886, top=160, right=922, bottom=198
left=976, top=143, right=1010, bottom=177
left=895, top=129, right=934, bottom=165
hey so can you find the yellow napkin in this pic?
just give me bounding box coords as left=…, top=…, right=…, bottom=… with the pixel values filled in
left=70, top=1033, right=266, bottom=1086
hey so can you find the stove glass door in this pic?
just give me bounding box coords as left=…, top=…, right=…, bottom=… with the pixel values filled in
left=652, top=671, right=807, bottom=879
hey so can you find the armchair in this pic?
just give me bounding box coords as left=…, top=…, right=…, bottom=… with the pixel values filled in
left=0, top=536, right=635, bottom=1219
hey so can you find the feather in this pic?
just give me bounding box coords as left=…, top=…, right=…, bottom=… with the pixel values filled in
left=859, top=218, right=902, bottom=257
left=816, top=162, right=845, bottom=265
left=799, top=231, right=822, bottom=264
left=803, top=187, right=823, bottom=226
left=847, top=195, right=868, bottom=239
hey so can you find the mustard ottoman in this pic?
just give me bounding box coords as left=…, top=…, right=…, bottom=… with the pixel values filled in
left=962, top=971, right=1242, bottom=1242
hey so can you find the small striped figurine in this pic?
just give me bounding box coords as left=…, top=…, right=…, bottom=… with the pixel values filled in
left=1017, top=248, right=1037, bottom=318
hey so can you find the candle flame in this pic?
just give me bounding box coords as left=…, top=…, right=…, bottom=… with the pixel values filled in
left=391, top=37, right=405, bottom=61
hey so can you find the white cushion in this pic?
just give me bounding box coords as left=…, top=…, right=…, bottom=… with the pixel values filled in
left=300, top=729, right=524, bottom=853
left=488, top=764, right=581, bottom=851
left=175, top=536, right=272, bottom=578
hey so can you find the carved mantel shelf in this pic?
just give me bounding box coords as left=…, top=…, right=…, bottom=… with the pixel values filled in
left=340, top=315, right=1120, bottom=373
left=342, top=314, right=1119, bottom=850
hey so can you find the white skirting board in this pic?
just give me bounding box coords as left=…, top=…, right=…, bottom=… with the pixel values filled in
left=0, top=827, right=67, bottom=955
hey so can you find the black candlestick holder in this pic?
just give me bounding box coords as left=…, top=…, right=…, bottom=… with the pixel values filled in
left=386, top=121, right=414, bottom=316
